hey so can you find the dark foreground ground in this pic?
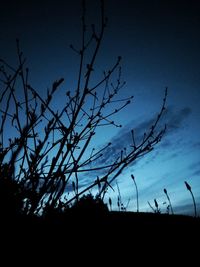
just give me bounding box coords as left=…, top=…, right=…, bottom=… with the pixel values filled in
left=3, top=210, right=200, bottom=239
left=1, top=211, right=199, bottom=262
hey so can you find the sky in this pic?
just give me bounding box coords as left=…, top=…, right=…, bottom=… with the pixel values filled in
left=0, top=0, right=200, bottom=216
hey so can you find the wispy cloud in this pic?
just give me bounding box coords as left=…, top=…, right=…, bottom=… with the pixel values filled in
left=192, top=169, right=200, bottom=177
left=94, top=106, right=192, bottom=167
left=78, top=106, right=193, bottom=192
left=164, top=107, right=192, bottom=132
left=188, top=161, right=200, bottom=177
left=173, top=197, right=200, bottom=216
left=188, top=161, right=200, bottom=170
left=192, top=142, right=200, bottom=148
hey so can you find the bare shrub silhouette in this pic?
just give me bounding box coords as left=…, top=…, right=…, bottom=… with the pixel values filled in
left=0, top=0, right=167, bottom=218
left=71, top=193, right=108, bottom=214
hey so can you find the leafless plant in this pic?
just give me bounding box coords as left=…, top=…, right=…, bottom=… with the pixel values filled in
left=185, top=181, right=197, bottom=217
left=108, top=197, right=112, bottom=211
left=0, top=0, right=167, bottom=216
left=131, top=174, right=139, bottom=212
left=148, top=199, right=160, bottom=214
left=163, top=188, right=174, bottom=215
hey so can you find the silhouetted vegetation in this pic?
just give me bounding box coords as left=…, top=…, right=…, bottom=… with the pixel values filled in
left=0, top=0, right=167, bottom=221
left=164, top=188, right=174, bottom=215
left=71, top=193, right=108, bottom=214
left=131, top=174, right=139, bottom=212
left=185, top=181, right=197, bottom=217
left=0, top=0, right=199, bottom=237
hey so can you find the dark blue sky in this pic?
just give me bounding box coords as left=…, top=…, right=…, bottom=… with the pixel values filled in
left=1, top=0, right=200, bottom=215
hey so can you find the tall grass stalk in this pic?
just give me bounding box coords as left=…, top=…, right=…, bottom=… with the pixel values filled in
left=131, top=175, right=139, bottom=212
left=185, top=181, right=197, bottom=217
left=164, top=188, right=174, bottom=215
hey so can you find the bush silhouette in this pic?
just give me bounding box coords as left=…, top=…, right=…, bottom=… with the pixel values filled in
left=71, top=194, right=108, bottom=214
left=0, top=0, right=167, bottom=218
left=0, top=163, right=24, bottom=217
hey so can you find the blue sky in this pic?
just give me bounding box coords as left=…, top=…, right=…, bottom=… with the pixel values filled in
left=0, top=0, right=200, bottom=215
